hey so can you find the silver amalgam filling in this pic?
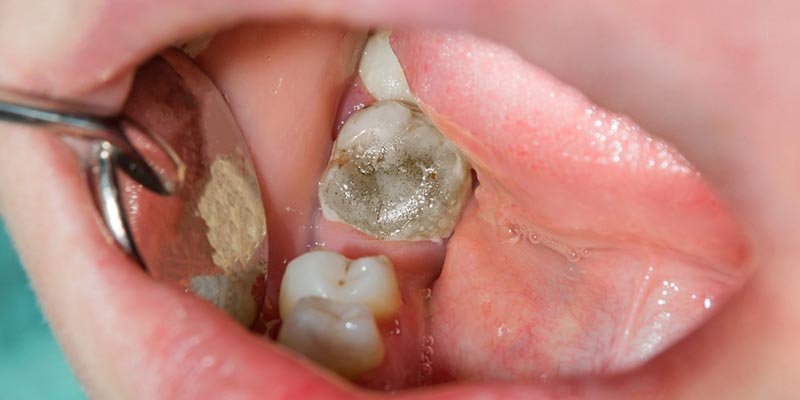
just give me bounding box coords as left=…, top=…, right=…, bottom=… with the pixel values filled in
left=319, top=100, right=471, bottom=241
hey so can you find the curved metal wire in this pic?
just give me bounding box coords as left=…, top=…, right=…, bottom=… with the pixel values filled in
left=0, top=98, right=183, bottom=195
left=89, top=141, right=143, bottom=264
left=0, top=89, right=184, bottom=264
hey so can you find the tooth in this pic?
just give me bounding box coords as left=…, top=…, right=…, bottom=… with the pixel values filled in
left=178, top=32, right=217, bottom=58
left=358, top=31, right=415, bottom=104
left=279, top=250, right=402, bottom=320
left=278, top=297, right=385, bottom=379
left=319, top=100, right=471, bottom=241
left=189, top=273, right=258, bottom=326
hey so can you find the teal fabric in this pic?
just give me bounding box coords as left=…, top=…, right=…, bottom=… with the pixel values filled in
left=0, top=220, right=85, bottom=399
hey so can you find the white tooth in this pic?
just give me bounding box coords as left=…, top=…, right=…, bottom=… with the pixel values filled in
left=189, top=273, right=257, bottom=326
left=358, top=30, right=415, bottom=104
left=278, top=297, right=385, bottom=379
left=279, top=250, right=402, bottom=320
left=178, top=32, right=217, bottom=58
left=319, top=100, right=471, bottom=241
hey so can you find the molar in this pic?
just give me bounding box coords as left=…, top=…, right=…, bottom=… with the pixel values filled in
left=278, top=297, right=385, bottom=379
left=319, top=100, right=472, bottom=241
left=279, top=250, right=403, bottom=320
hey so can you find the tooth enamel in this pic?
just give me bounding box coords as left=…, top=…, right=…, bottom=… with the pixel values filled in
left=178, top=32, right=217, bottom=58
left=278, top=297, right=385, bottom=379
left=319, top=100, right=471, bottom=241
left=189, top=273, right=258, bottom=326
left=279, top=250, right=402, bottom=320
left=358, top=31, right=415, bottom=104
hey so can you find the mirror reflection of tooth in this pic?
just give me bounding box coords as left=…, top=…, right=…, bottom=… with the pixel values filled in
left=197, top=157, right=267, bottom=275
left=278, top=297, right=385, bottom=380
left=279, top=250, right=402, bottom=320
left=189, top=273, right=258, bottom=326
left=121, top=52, right=269, bottom=331
left=319, top=100, right=471, bottom=241
left=359, top=30, right=416, bottom=104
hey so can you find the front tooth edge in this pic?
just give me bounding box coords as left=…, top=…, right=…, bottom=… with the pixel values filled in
left=278, top=297, right=385, bottom=379
left=279, top=250, right=403, bottom=320
left=358, top=30, right=416, bottom=104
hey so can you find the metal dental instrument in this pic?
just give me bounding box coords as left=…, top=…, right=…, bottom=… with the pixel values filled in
left=0, top=50, right=267, bottom=327
left=0, top=88, right=185, bottom=264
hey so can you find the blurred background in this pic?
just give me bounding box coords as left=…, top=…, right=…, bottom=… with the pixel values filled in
left=0, top=220, right=85, bottom=399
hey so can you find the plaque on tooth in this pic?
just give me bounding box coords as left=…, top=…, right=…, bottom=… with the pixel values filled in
left=319, top=100, right=471, bottom=241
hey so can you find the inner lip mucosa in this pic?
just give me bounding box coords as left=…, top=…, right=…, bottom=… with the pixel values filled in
left=123, top=22, right=751, bottom=393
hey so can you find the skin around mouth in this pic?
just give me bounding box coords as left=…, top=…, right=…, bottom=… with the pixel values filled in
left=0, top=21, right=750, bottom=400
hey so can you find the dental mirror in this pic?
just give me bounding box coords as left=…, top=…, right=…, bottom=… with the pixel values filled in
left=120, top=50, right=268, bottom=327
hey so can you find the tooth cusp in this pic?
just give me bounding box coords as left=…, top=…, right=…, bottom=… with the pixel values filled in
left=279, top=250, right=403, bottom=320
left=358, top=30, right=415, bottom=104
left=278, top=297, right=385, bottom=379
left=320, top=101, right=471, bottom=241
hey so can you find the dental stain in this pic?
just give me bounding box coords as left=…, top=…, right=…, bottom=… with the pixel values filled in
left=319, top=101, right=472, bottom=241
left=197, top=156, right=267, bottom=274
left=501, top=222, right=591, bottom=262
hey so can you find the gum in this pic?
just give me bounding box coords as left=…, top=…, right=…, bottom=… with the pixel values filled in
left=392, top=30, right=750, bottom=380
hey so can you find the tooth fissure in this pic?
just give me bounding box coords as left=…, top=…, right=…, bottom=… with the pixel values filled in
left=278, top=250, right=404, bottom=380
left=320, top=101, right=471, bottom=241
left=279, top=250, right=403, bottom=320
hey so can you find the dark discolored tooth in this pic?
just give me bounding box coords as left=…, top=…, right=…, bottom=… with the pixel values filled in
left=319, top=100, right=471, bottom=241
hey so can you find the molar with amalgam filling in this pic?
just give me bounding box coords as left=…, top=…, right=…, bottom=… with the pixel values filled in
left=278, top=297, right=385, bottom=379
left=319, top=100, right=471, bottom=241
left=359, top=30, right=416, bottom=104
left=279, top=250, right=402, bottom=320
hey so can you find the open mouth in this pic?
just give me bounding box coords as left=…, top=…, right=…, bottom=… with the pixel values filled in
left=8, top=22, right=751, bottom=399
